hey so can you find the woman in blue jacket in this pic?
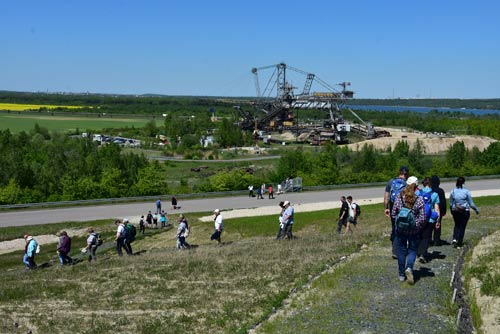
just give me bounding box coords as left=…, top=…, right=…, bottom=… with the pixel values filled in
left=23, top=234, right=38, bottom=270
left=449, top=177, right=479, bottom=248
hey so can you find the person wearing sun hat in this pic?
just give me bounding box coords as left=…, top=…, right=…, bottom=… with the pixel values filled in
left=391, top=175, right=425, bottom=285
left=23, top=234, right=39, bottom=270
left=281, top=201, right=295, bottom=239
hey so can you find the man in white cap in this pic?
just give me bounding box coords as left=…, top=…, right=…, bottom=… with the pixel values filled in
left=281, top=201, right=295, bottom=239
left=211, top=209, right=224, bottom=244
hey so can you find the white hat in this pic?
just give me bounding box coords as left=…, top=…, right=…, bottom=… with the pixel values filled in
left=406, top=176, right=418, bottom=186
left=214, top=209, right=220, bottom=213
left=283, top=201, right=290, bottom=206
left=123, top=218, right=129, bottom=223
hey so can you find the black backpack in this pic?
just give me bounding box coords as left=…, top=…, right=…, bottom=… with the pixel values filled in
left=92, top=233, right=103, bottom=246
left=354, top=203, right=361, bottom=217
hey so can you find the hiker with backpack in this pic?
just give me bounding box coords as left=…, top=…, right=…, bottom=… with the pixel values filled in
left=123, top=218, right=136, bottom=255
left=139, top=215, right=146, bottom=235
left=176, top=214, right=190, bottom=249
left=336, top=196, right=350, bottom=234
left=115, top=219, right=132, bottom=256
left=431, top=175, right=446, bottom=246
left=416, top=177, right=440, bottom=263
left=85, top=227, right=101, bottom=262
left=384, top=166, right=409, bottom=259
left=56, top=231, right=72, bottom=265
left=23, top=234, right=39, bottom=270
left=449, top=177, right=479, bottom=248
left=391, top=176, right=425, bottom=285
left=345, top=196, right=360, bottom=234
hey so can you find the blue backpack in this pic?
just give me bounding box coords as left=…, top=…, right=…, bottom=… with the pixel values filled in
left=395, top=197, right=417, bottom=232
left=390, top=178, right=407, bottom=203
left=419, top=189, right=435, bottom=223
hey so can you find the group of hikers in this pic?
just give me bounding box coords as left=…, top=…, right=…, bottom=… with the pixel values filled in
left=384, top=166, right=479, bottom=285
left=249, top=183, right=278, bottom=199
left=22, top=171, right=479, bottom=280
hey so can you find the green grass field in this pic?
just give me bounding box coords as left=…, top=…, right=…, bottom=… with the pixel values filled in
left=1, top=198, right=498, bottom=333
left=0, top=112, right=161, bottom=133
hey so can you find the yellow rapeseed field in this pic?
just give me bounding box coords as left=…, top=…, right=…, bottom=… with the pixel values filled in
left=0, top=103, right=84, bottom=111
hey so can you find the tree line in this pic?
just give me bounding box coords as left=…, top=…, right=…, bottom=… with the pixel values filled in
left=2, top=124, right=499, bottom=204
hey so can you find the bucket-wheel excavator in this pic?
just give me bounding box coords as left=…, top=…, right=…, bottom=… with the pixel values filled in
left=236, top=63, right=353, bottom=143
left=234, top=63, right=389, bottom=144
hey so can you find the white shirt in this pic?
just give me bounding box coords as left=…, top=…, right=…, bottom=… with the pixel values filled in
left=348, top=202, right=355, bottom=218
left=214, top=214, right=224, bottom=231
left=116, top=224, right=125, bottom=237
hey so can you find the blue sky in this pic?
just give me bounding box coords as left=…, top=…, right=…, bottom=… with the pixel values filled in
left=1, top=0, right=499, bottom=98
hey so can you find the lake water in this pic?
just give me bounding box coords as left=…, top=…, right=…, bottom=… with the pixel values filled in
left=347, top=104, right=500, bottom=116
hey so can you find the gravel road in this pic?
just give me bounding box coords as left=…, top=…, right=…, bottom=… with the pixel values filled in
left=1, top=178, right=499, bottom=228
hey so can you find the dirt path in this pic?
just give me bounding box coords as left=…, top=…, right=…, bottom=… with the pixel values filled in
left=250, top=217, right=500, bottom=334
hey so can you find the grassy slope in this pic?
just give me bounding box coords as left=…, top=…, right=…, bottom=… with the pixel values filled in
left=0, top=199, right=498, bottom=334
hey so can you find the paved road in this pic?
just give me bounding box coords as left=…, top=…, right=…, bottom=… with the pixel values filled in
left=1, top=178, right=499, bottom=228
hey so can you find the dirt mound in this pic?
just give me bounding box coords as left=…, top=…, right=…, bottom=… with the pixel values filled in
left=346, top=127, right=497, bottom=154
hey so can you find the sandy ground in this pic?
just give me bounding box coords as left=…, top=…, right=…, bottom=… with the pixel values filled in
left=469, top=230, right=500, bottom=334
left=345, top=127, right=497, bottom=154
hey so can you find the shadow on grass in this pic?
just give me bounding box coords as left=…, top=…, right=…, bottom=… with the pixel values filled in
left=414, top=266, right=436, bottom=283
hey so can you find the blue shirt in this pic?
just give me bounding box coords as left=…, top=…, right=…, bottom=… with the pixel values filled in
left=283, top=206, right=294, bottom=225
left=450, top=187, right=479, bottom=213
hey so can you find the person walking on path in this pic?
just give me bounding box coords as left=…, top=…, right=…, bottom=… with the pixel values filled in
left=450, top=177, right=479, bottom=248
left=248, top=185, right=254, bottom=197
left=123, top=218, right=135, bottom=255
left=171, top=195, right=178, bottom=210
left=146, top=211, right=153, bottom=229
left=159, top=210, right=168, bottom=228
left=384, top=166, right=409, bottom=258
left=391, top=176, right=425, bottom=285
left=345, top=196, right=359, bottom=234
left=176, top=214, right=190, bottom=249
left=85, top=228, right=99, bottom=262
left=256, top=186, right=263, bottom=200
left=268, top=185, right=274, bottom=199
left=56, top=231, right=72, bottom=265
left=211, top=209, right=224, bottom=244
left=431, top=175, right=446, bottom=246
left=281, top=201, right=295, bottom=239
left=139, top=215, right=146, bottom=235
left=336, top=196, right=349, bottom=234
left=115, top=219, right=132, bottom=256
left=152, top=212, right=158, bottom=228
left=156, top=198, right=162, bottom=214
left=23, top=234, right=38, bottom=270
left=416, top=177, right=440, bottom=263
